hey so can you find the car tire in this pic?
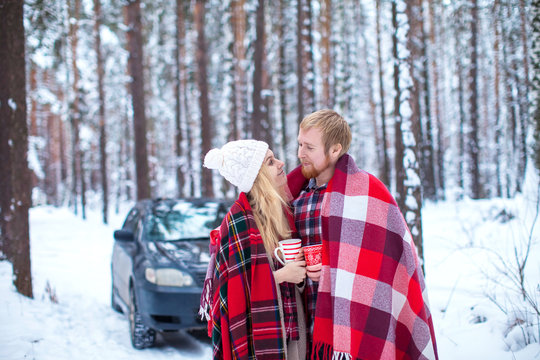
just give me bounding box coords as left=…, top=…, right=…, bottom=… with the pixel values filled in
left=129, top=286, right=156, bottom=349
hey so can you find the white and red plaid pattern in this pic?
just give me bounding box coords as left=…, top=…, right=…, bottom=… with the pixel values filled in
left=288, top=154, right=438, bottom=360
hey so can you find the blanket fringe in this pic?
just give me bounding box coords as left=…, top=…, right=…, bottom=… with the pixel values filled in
left=311, top=342, right=353, bottom=360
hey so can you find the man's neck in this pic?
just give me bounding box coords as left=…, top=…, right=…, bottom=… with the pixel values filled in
left=315, top=165, right=336, bottom=187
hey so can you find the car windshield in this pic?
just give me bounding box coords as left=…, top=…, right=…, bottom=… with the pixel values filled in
left=145, top=200, right=226, bottom=241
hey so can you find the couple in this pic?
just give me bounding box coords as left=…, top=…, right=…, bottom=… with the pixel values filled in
left=200, top=109, right=438, bottom=360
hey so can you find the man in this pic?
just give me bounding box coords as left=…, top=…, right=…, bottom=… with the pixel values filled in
left=288, top=109, right=438, bottom=360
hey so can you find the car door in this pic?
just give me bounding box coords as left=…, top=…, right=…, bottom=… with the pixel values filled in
left=112, top=207, right=142, bottom=305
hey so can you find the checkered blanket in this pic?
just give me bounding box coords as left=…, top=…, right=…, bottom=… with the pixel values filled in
left=289, top=154, right=438, bottom=360
left=210, top=193, right=286, bottom=360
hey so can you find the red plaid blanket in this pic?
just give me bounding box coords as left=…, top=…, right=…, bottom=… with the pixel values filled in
left=288, top=154, right=438, bottom=360
left=211, top=193, right=286, bottom=360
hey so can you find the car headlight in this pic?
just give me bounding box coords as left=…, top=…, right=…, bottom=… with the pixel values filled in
left=144, top=268, right=194, bottom=287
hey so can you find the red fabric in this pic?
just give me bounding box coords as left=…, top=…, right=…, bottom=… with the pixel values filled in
left=211, top=193, right=286, bottom=360
left=288, top=154, right=438, bottom=360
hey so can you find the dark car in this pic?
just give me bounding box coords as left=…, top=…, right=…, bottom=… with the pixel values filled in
left=110, top=198, right=232, bottom=349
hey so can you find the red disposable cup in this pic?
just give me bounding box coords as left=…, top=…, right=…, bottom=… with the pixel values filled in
left=303, top=244, right=322, bottom=266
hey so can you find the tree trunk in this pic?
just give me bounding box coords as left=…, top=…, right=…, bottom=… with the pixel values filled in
left=517, top=0, right=530, bottom=187
left=376, top=0, right=391, bottom=188
left=455, top=11, right=466, bottom=194
left=532, top=0, right=540, bottom=173
left=493, top=0, right=503, bottom=197
left=429, top=0, right=445, bottom=200
left=320, top=0, right=332, bottom=108
left=0, top=0, right=33, bottom=298
left=405, top=0, right=426, bottom=266
left=125, top=0, right=151, bottom=200
left=195, top=0, right=214, bottom=198
left=94, top=0, right=108, bottom=223
left=68, top=0, right=82, bottom=215
left=278, top=0, right=289, bottom=167
left=231, top=0, right=248, bottom=140
left=296, top=0, right=305, bottom=124
left=45, top=96, right=60, bottom=205
left=419, top=1, right=436, bottom=201
left=302, top=0, right=315, bottom=112
left=252, top=0, right=272, bottom=147
left=468, top=0, right=482, bottom=199
left=392, top=0, right=405, bottom=213
left=175, top=0, right=186, bottom=197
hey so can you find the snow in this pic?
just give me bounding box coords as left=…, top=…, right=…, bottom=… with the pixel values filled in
left=1, top=172, right=540, bottom=359
left=0, top=207, right=212, bottom=360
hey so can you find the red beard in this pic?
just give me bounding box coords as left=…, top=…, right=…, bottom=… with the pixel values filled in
left=301, top=164, right=320, bottom=179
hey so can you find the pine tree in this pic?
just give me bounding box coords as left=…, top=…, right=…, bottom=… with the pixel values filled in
left=532, top=0, right=540, bottom=173
left=0, top=0, right=33, bottom=298
left=195, top=0, right=214, bottom=198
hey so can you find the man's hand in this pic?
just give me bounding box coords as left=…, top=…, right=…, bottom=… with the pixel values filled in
left=306, top=263, right=322, bottom=282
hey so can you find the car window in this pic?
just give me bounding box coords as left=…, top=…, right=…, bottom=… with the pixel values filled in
left=144, top=200, right=227, bottom=241
left=122, top=208, right=140, bottom=232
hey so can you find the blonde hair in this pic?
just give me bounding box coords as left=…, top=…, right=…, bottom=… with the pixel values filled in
left=248, top=163, right=291, bottom=255
left=300, top=109, right=352, bottom=157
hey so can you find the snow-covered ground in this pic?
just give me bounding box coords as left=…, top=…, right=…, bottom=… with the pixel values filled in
left=1, top=170, right=539, bottom=359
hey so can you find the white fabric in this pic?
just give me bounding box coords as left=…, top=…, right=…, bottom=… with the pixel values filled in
left=204, top=140, right=268, bottom=193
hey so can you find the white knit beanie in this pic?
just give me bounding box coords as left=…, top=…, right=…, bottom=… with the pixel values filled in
left=203, top=140, right=269, bottom=193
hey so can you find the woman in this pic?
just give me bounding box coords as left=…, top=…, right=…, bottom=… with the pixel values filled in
left=201, top=140, right=307, bottom=360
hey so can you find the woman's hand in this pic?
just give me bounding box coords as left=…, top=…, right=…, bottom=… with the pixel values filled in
left=274, top=260, right=306, bottom=284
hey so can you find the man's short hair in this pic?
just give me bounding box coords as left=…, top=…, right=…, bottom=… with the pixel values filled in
left=300, top=109, right=352, bottom=157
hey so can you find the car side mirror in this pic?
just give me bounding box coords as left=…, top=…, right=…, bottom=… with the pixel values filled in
left=114, top=229, right=134, bottom=242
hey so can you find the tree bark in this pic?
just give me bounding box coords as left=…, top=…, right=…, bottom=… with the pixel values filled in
left=68, top=0, right=83, bottom=215
left=94, top=0, right=108, bottom=223
left=0, top=0, right=33, bottom=298
left=320, top=0, right=332, bottom=108
left=405, top=0, right=425, bottom=266
left=493, top=0, right=503, bottom=197
left=428, top=0, right=445, bottom=200
left=392, top=0, right=405, bottom=213
left=468, top=0, right=482, bottom=199
left=302, top=0, right=315, bottom=112
left=532, top=0, right=540, bottom=173
left=419, top=1, right=436, bottom=201
left=296, top=0, right=305, bottom=124
left=278, top=0, right=289, bottom=167
left=231, top=0, right=248, bottom=140
left=125, top=0, right=151, bottom=200
left=195, top=0, right=214, bottom=198
left=252, top=0, right=272, bottom=147
left=376, top=0, right=391, bottom=188
left=175, top=0, right=186, bottom=197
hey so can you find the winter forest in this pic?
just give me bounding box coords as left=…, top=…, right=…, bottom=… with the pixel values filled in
left=1, top=0, right=540, bottom=356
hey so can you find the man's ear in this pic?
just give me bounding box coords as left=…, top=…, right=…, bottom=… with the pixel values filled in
left=329, top=143, right=342, bottom=161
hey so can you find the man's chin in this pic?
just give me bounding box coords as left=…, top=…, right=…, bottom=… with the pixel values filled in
left=301, top=166, right=319, bottom=179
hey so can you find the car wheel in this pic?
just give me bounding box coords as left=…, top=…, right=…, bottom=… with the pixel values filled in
left=129, top=287, right=156, bottom=349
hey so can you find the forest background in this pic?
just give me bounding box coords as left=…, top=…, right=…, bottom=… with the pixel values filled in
left=1, top=0, right=540, bottom=340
